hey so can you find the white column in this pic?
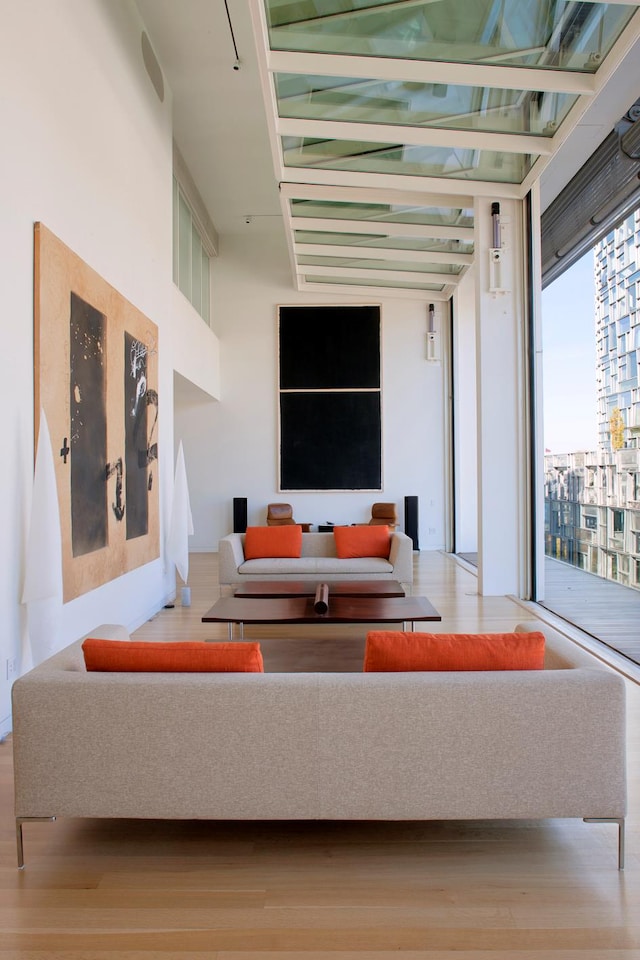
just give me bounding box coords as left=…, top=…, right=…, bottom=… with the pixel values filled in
left=452, top=270, right=478, bottom=554
left=474, top=196, right=529, bottom=596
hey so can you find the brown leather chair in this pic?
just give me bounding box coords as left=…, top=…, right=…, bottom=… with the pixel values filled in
left=266, top=503, right=312, bottom=532
left=369, top=502, right=398, bottom=527
left=266, top=503, right=295, bottom=526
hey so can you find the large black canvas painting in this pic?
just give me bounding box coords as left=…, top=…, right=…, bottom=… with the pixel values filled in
left=278, top=305, right=382, bottom=491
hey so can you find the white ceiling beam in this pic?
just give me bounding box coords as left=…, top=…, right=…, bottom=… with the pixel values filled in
left=290, top=217, right=475, bottom=241
left=297, top=279, right=453, bottom=300
left=277, top=117, right=552, bottom=157
left=297, top=279, right=453, bottom=301
left=281, top=165, right=525, bottom=200
left=279, top=180, right=476, bottom=209
left=295, top=243, right=473, bottom=265
left=248, top=0, right=294, bottom=202
left=278, top=187, right=300, bottom=288
left=268, top=50, right=597, bottom=96
left=301, top=265, right=459, bottom=285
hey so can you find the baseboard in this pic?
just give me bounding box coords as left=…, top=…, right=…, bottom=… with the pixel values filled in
left=127, top=595, right=177, bottom=634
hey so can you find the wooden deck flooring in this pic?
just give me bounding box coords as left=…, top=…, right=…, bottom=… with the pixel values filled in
left=541, top=557, right=640, bottom=666
left=458, top=552, right=640, bottom=668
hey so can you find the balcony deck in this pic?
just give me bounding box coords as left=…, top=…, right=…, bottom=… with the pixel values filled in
left=459, top=552, right=640, bottom=667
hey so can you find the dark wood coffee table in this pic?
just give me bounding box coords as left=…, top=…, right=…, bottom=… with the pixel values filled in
left=202, top=594, right=440, bottom=639
left=233, top=579, right=405, bottom=599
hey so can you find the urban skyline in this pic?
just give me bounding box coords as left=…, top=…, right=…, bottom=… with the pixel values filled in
left=544, top=209, right=640, bottom=591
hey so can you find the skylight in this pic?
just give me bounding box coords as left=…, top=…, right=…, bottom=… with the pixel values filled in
left=250, top=0, right=640, bottom=298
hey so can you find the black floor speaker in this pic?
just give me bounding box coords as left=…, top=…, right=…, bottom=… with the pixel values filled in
left=233, top=497, right=247, bottom=534
left=404, top=495, right=419, bottom=550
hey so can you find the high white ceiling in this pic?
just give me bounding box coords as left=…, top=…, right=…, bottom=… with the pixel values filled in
left=136, top=0, right=282, bottom=236
left=136, top=0, right=640, bottom=295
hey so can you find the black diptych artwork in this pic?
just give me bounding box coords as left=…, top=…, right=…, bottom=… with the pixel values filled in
left=279, top=305, right=382, bottom=490
left=69, top=292, right=108, bottom=557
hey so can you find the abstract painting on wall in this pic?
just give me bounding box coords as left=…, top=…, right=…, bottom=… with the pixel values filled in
left=34, top=223, right=159, bottom=602
left=278, top=304, right=382, bottom=491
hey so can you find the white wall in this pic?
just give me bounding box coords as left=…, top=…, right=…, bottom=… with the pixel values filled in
left=176, top=232, right=446, bottom=551
left=0, top=0, right=220, bottom=732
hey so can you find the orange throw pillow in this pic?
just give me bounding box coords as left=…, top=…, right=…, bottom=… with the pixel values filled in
left=244, top=525, right=303, bottom=560
left=363, top=631, right=545, bottom=672
left=82, top=639, right=264, bottom=672
left=333, top=525, right=391, bottom=559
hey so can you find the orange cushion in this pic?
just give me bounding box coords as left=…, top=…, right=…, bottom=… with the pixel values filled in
left=244, top=525, right=302, bottom=560
left=82, top=639, right=264, bottom=672
left=333, top=525, right=391, bottom=559
left=363, top=631, right=545, bottom=672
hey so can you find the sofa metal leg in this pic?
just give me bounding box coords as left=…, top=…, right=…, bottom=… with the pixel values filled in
left=583, top=817, right=625, bottom=870
left=16, top=816, right=56, bottom=869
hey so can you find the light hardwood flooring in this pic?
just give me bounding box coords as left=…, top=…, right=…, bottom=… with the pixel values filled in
left=0, top=550, right=638, bottom=958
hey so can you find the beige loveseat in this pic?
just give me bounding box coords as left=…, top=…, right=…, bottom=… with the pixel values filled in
left=218, top=530, right=414, bottom=590
left=11, top=620, right=626, bottom=868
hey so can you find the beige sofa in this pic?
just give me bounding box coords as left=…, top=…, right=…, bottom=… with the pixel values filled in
left=218, top=530, right=414, bottom=590
left=11, top=620, right=626, bottom=868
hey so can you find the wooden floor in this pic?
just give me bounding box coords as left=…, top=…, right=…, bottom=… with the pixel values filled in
left=1, top=550, right=639, bottom=958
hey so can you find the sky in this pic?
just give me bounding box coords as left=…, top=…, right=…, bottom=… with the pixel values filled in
left=540, top=250, right=598, bottom=455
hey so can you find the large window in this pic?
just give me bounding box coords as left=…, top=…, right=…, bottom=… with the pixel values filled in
left=540, top=211, right=640, bottom=667
left=172, top=175, right=211, bottom=325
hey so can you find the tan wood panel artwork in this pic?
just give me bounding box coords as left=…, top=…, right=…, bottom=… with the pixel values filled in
left=33, top=223, right=159, bottom=601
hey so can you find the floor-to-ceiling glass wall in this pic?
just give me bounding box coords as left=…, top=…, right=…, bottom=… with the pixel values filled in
left=540, top=211, right=640, bottom=667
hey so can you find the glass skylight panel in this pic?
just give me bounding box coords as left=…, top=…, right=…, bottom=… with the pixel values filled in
left=266, top=1, right=637, bottom=73
left=282, top=136, right=531, bottom=184
left=294, top=230, right=474, bottom=254
left=275, top=74, right=576, bottom=137
left=304, top=273, right=446, bottom=291
left=290, top=199, right=474, bottom=226
left=297, top=254, right=463, bottom=274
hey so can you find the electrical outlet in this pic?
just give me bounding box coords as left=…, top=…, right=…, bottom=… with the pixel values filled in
left=428, top=527, right=436, bottom=535
left=5, top=658, right=17, bottom=681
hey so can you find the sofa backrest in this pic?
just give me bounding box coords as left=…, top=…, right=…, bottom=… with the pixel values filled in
left=515, top=621, right=612, bottom=670
left=300, top=532, right=338, bottom=557
left=12, top=633, right=627, bottom=825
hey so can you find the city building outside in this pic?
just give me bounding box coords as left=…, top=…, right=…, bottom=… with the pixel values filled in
left=545, top=208, right=640, bottom=591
